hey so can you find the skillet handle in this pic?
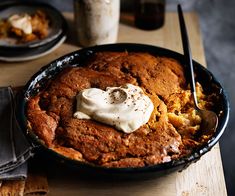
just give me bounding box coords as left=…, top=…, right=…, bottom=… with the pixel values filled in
left=14, top=89, right=42, bottom=151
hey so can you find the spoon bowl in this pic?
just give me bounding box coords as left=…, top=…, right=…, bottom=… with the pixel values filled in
left=198, top=108, right=218, bottom=138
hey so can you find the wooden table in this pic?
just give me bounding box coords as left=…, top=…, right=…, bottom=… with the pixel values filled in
left=0, top=12, right=227, bottom=196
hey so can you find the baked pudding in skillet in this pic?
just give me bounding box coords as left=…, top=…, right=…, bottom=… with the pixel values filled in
left=27, top=51, right=216, bottom=168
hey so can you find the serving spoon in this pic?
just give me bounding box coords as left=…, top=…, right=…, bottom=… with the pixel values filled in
left=177, top=4, right=218, bottom=136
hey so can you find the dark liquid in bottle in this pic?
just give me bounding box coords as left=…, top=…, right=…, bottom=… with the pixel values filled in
left=135, top=1, right=165, bottom=30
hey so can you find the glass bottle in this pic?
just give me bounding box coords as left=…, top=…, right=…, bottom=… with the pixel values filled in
left=134, top=0, right=165, bottom=30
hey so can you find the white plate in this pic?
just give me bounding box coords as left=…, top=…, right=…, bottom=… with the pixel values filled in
left=0, top=36, right=66, bottom=62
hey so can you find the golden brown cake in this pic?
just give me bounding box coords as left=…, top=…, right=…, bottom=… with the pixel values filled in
left=27, top=52, right=215, bottom=168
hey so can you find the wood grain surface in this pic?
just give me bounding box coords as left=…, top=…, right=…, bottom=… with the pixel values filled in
left=0, top=12, right=227, bottom=196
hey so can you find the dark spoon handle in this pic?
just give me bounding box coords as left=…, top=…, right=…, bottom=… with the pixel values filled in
left=177, top=4, right=198, bottom=107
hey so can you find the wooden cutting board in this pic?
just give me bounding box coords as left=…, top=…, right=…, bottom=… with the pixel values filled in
left=0, top=12, right=227, bottom=196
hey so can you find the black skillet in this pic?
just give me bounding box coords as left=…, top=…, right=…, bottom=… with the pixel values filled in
left=16, top=43, right=229, bottom=178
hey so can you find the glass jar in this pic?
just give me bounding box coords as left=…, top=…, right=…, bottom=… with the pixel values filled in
left=74, top=0, right=120, bottom=47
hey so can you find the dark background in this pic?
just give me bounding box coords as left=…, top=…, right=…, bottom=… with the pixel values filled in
left=4, top=0, right=235, bottom=195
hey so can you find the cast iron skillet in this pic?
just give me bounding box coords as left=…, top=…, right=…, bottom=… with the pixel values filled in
left=16, top=43, right=229, bottom=177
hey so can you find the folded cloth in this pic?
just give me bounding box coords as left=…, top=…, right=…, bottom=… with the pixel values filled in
left=0, top=87, right=33, bottom=180
left=0, top=163, right=27, bottom=181
left=0, top=87, right=16, bottom=166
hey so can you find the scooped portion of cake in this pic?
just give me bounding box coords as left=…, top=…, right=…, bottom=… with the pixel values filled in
left=0, top=10, right=49, bottom=43
left=27, top=51, right=215, bottom=168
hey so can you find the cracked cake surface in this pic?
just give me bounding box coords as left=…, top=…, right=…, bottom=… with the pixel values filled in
left=27, top=52, right=215, bottom=168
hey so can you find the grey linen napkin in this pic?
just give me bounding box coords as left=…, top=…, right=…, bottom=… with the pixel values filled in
left=0, top=87, right=33, bottom=180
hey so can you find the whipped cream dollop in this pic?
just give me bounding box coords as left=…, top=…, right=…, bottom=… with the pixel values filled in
left=74, top=84, right=154, bottom=133
left=8, top=14, right=32, bottom=34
